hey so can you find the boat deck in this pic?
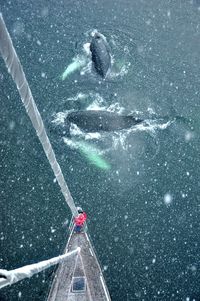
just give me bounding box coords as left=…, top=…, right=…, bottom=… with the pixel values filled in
left=47, top=228, right=111, bottom=301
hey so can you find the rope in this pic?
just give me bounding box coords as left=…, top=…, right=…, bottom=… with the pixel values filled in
left=0, top=13, right=78, bottom=217
left=0, top=247, right=80, bottom=289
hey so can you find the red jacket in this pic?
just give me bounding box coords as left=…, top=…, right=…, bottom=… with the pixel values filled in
left=74, top=212, right=87, bottom=226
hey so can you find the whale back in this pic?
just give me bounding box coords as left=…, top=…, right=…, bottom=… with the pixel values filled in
left=67, top=110, right=143, bottom=132
left=90, top=32, right=111, bottom=78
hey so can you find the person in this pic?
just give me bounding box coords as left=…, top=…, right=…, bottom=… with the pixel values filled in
left=74, top=207, right=87, bottom=233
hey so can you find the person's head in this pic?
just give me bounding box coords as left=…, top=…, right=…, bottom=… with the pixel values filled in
left=77, top=206, right=83, bottom=214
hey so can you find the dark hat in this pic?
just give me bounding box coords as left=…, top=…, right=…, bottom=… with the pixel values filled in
left=77, top=206, right=83, bottom=214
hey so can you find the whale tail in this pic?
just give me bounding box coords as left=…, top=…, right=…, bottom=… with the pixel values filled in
left=160, top=105, right=192, bottom=127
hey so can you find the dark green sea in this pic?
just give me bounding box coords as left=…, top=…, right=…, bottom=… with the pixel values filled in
left=0, top=0, right=200, bottom=300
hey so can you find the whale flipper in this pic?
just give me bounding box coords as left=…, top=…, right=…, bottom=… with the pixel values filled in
left=90, top=32, right=111, bottom=78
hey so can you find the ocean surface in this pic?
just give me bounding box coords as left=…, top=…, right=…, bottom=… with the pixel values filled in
left=0, top=0, right=200, bottom=300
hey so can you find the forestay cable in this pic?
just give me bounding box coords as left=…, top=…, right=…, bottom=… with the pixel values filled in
left=0, top=14, right=78, bottom=217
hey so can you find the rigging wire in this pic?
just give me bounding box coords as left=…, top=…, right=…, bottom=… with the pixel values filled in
left=0, top=13, right=78, bottom=217
left=0, top=247, right=80, bottom=289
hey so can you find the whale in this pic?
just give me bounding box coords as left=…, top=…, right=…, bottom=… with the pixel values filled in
left=66, top=110, right=143, bottom=133
left=51, top=109, right=187, bottom=139
left=90, top=32, right=111, bottom=78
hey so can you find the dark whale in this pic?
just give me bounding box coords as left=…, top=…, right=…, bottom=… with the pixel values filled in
left=90, top=32, right=111, bottom=78
left=51, top=109, right=187, bottom=138
left=66, top=110, right=143, bottom=133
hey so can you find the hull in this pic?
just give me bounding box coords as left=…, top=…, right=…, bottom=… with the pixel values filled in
left=47, top=226, right=111, bottom=301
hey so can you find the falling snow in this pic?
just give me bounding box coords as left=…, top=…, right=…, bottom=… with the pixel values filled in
left=0, top=1, right=200, bottom=301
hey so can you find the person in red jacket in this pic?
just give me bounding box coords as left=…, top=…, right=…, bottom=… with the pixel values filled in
left=74, top=207, right=87, bottom=233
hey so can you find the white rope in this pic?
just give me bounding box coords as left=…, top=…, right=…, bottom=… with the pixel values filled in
left=0, top=247, right=80, bottom=289
left=0, top=13, right=78, bottom=217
